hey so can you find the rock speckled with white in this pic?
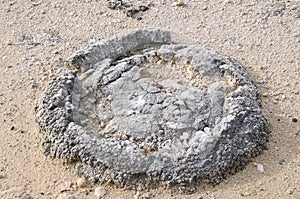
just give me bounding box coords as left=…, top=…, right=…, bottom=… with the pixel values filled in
left=35, top=29, right=269, bottom=189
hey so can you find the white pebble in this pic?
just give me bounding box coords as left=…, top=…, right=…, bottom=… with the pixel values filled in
left=257, top=163, right=264, bottom=173
left=95, top=187, right=106, bottom=198
left=76, top=177, right=87, bottom=188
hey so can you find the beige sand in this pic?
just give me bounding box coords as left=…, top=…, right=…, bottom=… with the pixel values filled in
left=0, top=0, right=299, bottom=198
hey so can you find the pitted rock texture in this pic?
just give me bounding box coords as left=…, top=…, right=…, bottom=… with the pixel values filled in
left=107, top=0, right=149, bottom=19
left=35, top=29, right=269, bottom=189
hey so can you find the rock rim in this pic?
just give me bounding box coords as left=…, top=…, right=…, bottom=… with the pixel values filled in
left=35, top=29, right=270, bottom=189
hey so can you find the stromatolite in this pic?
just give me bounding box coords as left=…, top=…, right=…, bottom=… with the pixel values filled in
left=35, top=29, right=269, bottom=189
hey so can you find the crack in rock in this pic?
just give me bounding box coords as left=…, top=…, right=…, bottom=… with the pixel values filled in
left=35, top=29, right=270, bottom=190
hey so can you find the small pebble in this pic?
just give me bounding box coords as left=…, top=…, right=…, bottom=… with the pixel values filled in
left=223, top=0, right=233, bottom=4
left=257, top=163, right=264, bottom=173
left=94, top=187, right=106, bottom=198
left=292, top=118, right=298, bottom=122
left=158, top=129, right=164, bottom=135
left=176, top=0, right=184, bottom=6
left=81, top=89, right=89, bottom=97
left=258, top=65, right=264, bottom=70
left=18, top=130, right=25, bottom=134
left=32, top=2, right=41, bottom=6
left=88, top=87, right=94, bottom=93
left=5, top=41, right=13, bottom=45
left=156, top=60, right=164, bottom=65
left=76, top=177, right=87, bottom=188
left=279, top=159, right=285, bottom=165
left=90, top=114, right=97, bottom=119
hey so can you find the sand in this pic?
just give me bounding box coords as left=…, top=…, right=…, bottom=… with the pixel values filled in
left=0, top=0, right=299, bottom=198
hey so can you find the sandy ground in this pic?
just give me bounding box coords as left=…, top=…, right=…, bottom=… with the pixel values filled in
left=0, top=0, right=299, bottom=198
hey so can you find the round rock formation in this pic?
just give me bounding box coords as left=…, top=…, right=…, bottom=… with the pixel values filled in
left=35, top=29, right=270, bottom=189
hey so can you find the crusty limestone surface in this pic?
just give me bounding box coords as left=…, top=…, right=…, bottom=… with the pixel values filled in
left=35, top=29, right=269, bottom=189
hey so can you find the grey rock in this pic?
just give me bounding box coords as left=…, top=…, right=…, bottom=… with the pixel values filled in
left=107, top=0, right=149, bottom=19
left=35, top=29, right=270, bottom=189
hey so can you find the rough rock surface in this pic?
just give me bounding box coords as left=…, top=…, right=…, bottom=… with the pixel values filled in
left=107, top=0, right=149, bottom=19
left=35, top=29, right=269, bottom=189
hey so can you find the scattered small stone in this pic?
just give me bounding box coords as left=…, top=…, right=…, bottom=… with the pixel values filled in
left=292, top=118, right=298, bottom=122
left=223, top=0, right=233, bottom=4
left=32, top=2, right=42, bottom=6
left=88, top=87, right=94, bottom=93
left=261, top=92, right=269, bottom=97
left=176, top=0, right=185, bottom=7
left=18, top=130, right=26, bottom=134
left=107, top=0, right=149, bottom=19
left=279, top=159, right=285, bottom=165
left=5, top=41, right=13, bottom=45
left=156, top=59, right=164, bottom=65
left=257, top=163, right=264, bottom=173
left=90, top=114, right=97, bottom=119
left=94, top=187, right=106, bottom=198
left=76, top=177, right=87, bottom=188
left=10, top=126, right=15, bottom=131
left=202, top=5, right=208, bottom=10
left=158, top=129, right=164, bottom=135
left=258, top=65, right=264, bottom=70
